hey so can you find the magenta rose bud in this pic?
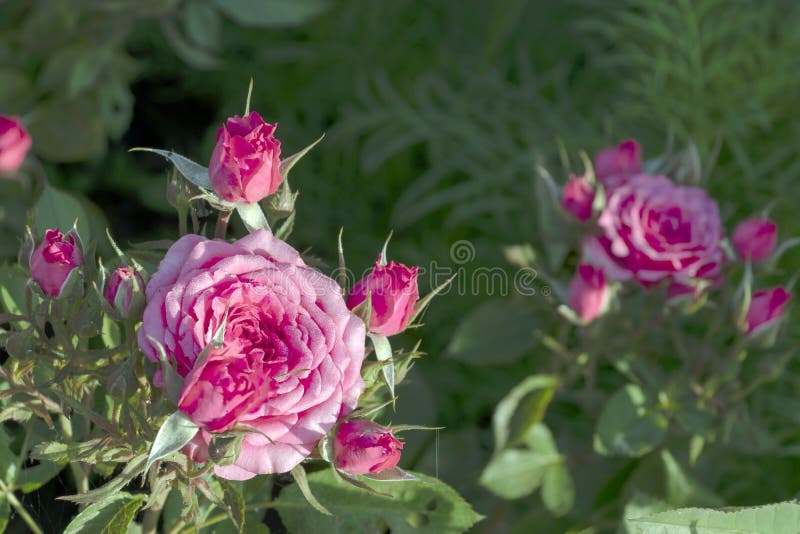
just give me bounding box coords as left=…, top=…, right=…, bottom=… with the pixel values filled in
left=743, top=287, right=792, bottom=336
left=29, top=229, right=84, bottom=297
left=0, top=116, right=32, bottom=175
left=208, top=111, right=282, bottom=204
left=582, top=175, right=724, bottom=288
left=567, top=264, right=610, bottom=324
left=104, top=266, right=145, bottom=319
left=732, top=217, right=777, bottom=263
left=333, top=420, right=403, bottom=475
left=594, top=139, right=642, bottom=190
left=346, top=259, right=419, bottom=336
left=138, top=230, right=365, bottom=480
left=561, top=174, right=595, bottom=221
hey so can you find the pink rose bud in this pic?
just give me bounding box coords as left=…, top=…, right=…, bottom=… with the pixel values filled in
left=346, top=259, right=420, bottom=336
left=561, top=174, right=595, bottom=221
left=732, top=217, right=777, bottom=263
left=594, top=139, right=642, bottom=190
left=333, top=420, right=403, bottom=475
left=104, top=266, right=145, bottom=319
left=743, top=286, right=791, bottom=336
left=30, top=228, right=84, bottom=297
left=567, top=264, right=610, bottom=324
left=208, top=111, right=282, bottom=204
left=0, top=116, right=32, bottom=175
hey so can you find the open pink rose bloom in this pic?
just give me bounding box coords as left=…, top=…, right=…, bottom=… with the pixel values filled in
left=138, top=230, right=366, bottom=479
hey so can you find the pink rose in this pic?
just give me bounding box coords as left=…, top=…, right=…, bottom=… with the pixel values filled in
left=333, top=420, right=403, bottom=475
left=583, top=175, right=723, bottom=287
left=561, top=174, right=595, bottom=222
left=346, top=259, right=419, bottom=336
left=567, top=264, right=610, bottom=324
left=732, top=217, right=777, bottom=263
left=594, top=139, right=642, bottom=190
left=743, top=287, right=791, bottom=336
left=104, top=266, right=145, bottom=319
left=0, top=116, right=32, bottom=175
left=30, top=229, right=84, bottom=297
left=138, top=230, right=365, bottom=479
left=208, top=112, right=282, bottom=204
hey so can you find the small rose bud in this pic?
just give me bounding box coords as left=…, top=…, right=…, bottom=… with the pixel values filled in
left=567, top=264, right=610, bottom=324
left=0, top=115, right=32, bottom=175
left=333, top=420, right=403, bottom=476
left=732, top=217, right=777, bottom=263
left=594, top=139, right=642, bottom=190
left=182, top=429, right=211, bottom=464
left=30, top=228, right=83, bottom=297
left=743, top=286, right=791, bottom=336
left=104, top=266, right=145, bottom=319
left=346, top=258, right=419, bottom=336
left=561, top=174, right=595, bottom=221
left=208, top=111, right=282, bottom=204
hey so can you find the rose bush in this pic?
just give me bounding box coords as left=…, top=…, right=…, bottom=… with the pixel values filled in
left=138, top=229, right=366, bottom=479
left=583, top=174, right=724, bottom=287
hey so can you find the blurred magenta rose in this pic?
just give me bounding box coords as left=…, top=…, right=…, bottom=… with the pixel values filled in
left=138, top=230, right=366, bottom=479
left=594, top=139, right=642, bottom=190
left=732, top=217, right=777, bottom=263
left=334, top=419, right=403, bottom=475
left=346, top=259, right=419, bottom=336
left=208, top=112, right=282, bottom=204
left=743, top=287, right=791, bottom=336
left=104, top=266, right=145, bottom=319
left=561, top=174, right=595, bottom=222
left=0, top=116, right=31, bottom=175
left=567, top=264, right=610, bottom=324
left=583, top=175, right=723, bottom=287
left=30, top=229, right=83, bottom=297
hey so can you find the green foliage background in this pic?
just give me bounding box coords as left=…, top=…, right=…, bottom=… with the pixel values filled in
left=2, top=0, right=800, bottom=531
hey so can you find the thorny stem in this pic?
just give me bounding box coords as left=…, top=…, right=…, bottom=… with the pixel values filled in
left=0, top=480, right=44, bottom=534
left=58, top=414, right=90, bottom=498
left=142, top=490, right=167, bottom=534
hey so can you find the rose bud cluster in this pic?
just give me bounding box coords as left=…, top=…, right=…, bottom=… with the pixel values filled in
left=104, top=266, right=145, bottom=320
left=567, top=264, right=610, bottom=324
left=0, top=115, right=32, bottom=175
left=561, top=174, right=595, bottom=222
left=30, top=228, right=84, bottom=298
left=209, top=111, right=282, bottom=204
left=732, top=217, right=777, bottom=263
left=333, top=420, right=403, bottom=476
left=347, top=258, right=420, bottom=336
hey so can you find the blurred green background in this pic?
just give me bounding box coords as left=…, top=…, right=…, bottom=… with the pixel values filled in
left=2, top=0, right=800, bottom=531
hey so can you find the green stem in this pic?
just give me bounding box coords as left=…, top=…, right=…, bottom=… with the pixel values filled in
left=0, top=480, right=44, bottom=534
left=214, top=210, right=233, bottom=240
left=142, top=490, right=167, bottom=534
left=58, top=414, right=90, bottom=497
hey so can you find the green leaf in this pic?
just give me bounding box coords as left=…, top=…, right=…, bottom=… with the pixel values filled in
left=60, top=455, right=146, bottom=505
left=541, top=462, right=575, bottom=517
left=594, top=384, right=668, bottom=458
left=0, top=492, right=9, bottom=533
left=276, top=469, right=481, bottom=533
left=279, top=133, right=325, bottom=179
left=446, top=299, right=537, bottom=364
left=34, top=184, right=91, bottom=243
left=660, top=450, right=724, bottom=508
left=28, top=98, right=106, bottom=162
left=0, top=68, right=35, bottom=112
left=368, top=334, right=395, bottom=399
left=480, top=424, right=563, bottom=500
left=129, top=148, right=212, bottom=190
left=236, top=203, right=270, bottom=233
left=218, top=480, right=246, bottom=533
left=492, top=374, right=558, bottom=451
left=63, top=492, right=145, bottom=534
left=211, top=0, right=330, bottom=28
left=631, top=502, right=800, bottom=534
left=290, top=465, right=331, bottom=516
left=16, top=460, right=65, bottom=493
left=146, top=411, right=199, bottom=473
left=0, top=263, right=28, bottom=317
